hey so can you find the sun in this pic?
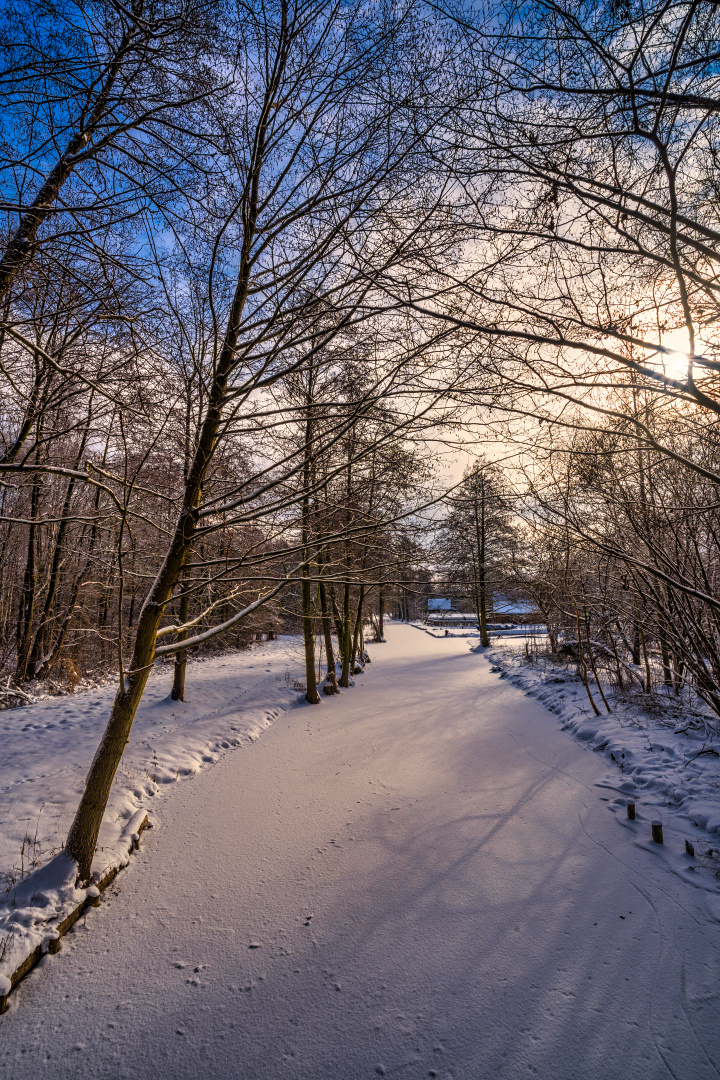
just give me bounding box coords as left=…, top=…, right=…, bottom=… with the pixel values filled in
left=659, top=328, right=693, bottom=382
left=663, top=351, right=689, bottom=381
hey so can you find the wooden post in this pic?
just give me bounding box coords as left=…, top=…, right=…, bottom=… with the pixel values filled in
left=652, top=819, right=664, bottom=844
left=685, top=839, right=695, bottom=856
left=626, top=801, right=636, bottom=820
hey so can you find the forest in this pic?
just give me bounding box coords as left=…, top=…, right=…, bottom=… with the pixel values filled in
left=2, top=0, right=720, bottom=886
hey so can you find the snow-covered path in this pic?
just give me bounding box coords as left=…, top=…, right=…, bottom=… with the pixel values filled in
left=3, top=624, right=720, bottom=1080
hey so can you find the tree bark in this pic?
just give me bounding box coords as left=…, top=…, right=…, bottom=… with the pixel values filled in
left=15, top=470, right=42, bottom=682
left=319, top=560, right=339, bottom=693
left=571, top=594, right=600, bottom=716
left=583, top=607, right=611, bottom=713
left=351, top=583, right=366, bottom=669
left=339, top=579, right=352, bottom=687
left=27, top=421, right=89, bottom=677
left=170, top=583, right=191, bottom=702
left=328, top=581, right=345, bottom=646
left=474, top=488, right=489, bottom=646
left=300, top=381, right=320, bottom=704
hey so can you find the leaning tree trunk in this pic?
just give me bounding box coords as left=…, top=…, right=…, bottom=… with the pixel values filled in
left=61, top=28, right=290, bottom=874
left=65, top=204, right=263, bottom=880
left=65, top=489, right=204, bottom=880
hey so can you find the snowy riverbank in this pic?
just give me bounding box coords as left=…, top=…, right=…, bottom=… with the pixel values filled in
left=415, top=622, right=720, bottom=888
left=0, top=636, right=309, bottom=995
left=487, top=639, right=720, bottom=878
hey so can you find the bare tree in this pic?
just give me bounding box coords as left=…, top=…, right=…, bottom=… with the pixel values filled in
left=438, top=460, right=512, bottom=645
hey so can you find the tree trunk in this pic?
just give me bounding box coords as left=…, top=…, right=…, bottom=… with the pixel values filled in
left=351, top=583, right=366, bottom=669
left=319, top=572, right=339, bottom=693
left=474, top=491, right=489, bottom=646
left=339, top=580, right=352, bottom=687
left=584, top=607, right=611, bottom=713
left=300, top=383, right=320, bottom=705
left=302, top=571, right=320, bottom=703
left=673, top=653, right=685, bottom=695
left=27, top=466, right=82, bottom=677
left=632, top=622, right=641, bottom=666
left=170, top=583, right=191, bottom=702
left=37, top=483, right=104, bottom=679
left=15, top=472, right=42, bottom=682
left=608, top=628, right=624, bottom=689
left=328, top=581, right=345, bottom=646
left=541, top=603, right=557, bottom=653
left=64, top=116, right=271, bottom=877
left=660, top=636, right=673, bottom=689
left=571, top=595, right=600, bottom=717
left=632, top=592, right=652, bottom=692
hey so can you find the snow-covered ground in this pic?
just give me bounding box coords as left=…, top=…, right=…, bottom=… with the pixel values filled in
left=2, top=622, right=720, bottom=1079
left=483, top=635, right=720, bottom=871
left=0, top=636, right=309, bottom=993
left=418, top=622, right=720, bottom=881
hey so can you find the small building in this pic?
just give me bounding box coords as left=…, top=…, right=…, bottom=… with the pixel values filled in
left=428, top=598, right=452, bottom=611
left=491, top=596, right=542, bottom=624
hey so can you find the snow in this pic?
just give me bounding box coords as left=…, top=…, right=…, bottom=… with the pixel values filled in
left=0, top=636, right=309, bottom=992
left=2, top=623, right=720, bottom=1078
left=480, top=634, right=720, bottom=870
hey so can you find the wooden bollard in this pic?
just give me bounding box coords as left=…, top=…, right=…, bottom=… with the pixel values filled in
left=626, top=801, right=636, bottom=820
left=651, top=819, right=664, bottom=844
left=685, top=839, right=695, bottom=857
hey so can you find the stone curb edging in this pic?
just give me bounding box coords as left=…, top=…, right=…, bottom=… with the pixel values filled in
left=0, top=814, right=150, bottom=1015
